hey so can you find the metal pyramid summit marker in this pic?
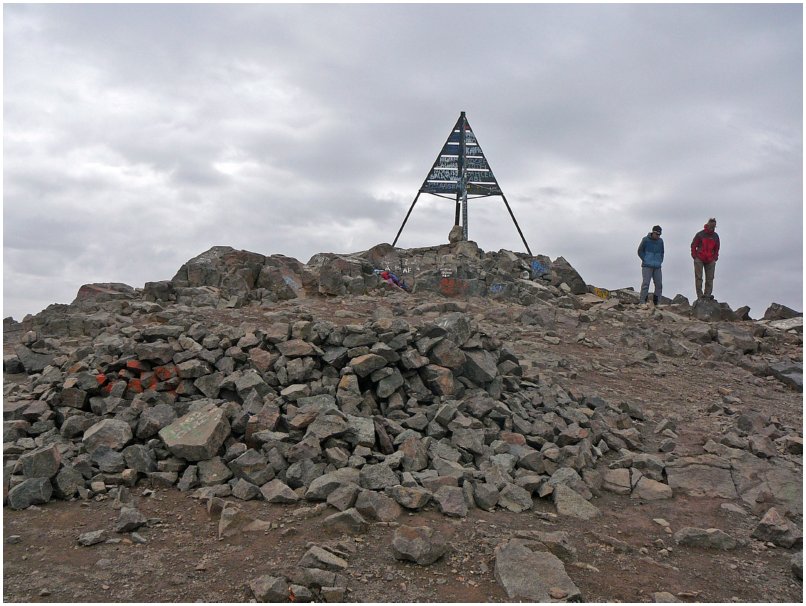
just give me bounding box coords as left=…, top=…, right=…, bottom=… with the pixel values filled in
left=392, top=111, right=532, bottom=255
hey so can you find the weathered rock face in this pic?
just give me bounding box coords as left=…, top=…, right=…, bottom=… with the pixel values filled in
left=763, top=302, right=802, bottom=321
left=121, top=241, right=595, bottom=309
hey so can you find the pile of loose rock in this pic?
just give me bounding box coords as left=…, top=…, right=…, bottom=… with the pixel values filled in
left=4, top=240, right=804, bottom=602
left=4, top=309, right=654, bottom=516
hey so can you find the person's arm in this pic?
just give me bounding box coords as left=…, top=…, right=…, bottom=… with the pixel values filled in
left=660, top=240, right=664, bottom=264
left=637, top=238, right=645, bottom=261
left=691, top=234, right=700, bottom=259
left=714, top=234, right=720, bottom=261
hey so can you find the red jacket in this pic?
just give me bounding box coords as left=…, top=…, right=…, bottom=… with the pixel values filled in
left=691, top=225, right=720, bottom=263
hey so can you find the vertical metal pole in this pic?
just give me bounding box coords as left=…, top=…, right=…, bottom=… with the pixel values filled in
left=458, top=112, right=468, bottom=241
left=454, top=194, right=461, bottom=226
left=501, top=193, right=532, bottom=255
left=392, top=192, right=422, bottom=248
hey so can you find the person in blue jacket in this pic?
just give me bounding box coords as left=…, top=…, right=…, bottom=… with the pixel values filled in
left=637, top=225, right=664, bottom=306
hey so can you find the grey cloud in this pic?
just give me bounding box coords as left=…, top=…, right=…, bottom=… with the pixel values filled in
left=3, top=3, right=801, bottom=322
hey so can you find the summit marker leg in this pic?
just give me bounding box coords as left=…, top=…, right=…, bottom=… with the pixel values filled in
left=501, top=194, right=532, bottom=255
left=392, top=192, right=421, bottom=248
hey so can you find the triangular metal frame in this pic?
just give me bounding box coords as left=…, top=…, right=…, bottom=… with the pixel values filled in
left=392, top=111, right=532, bottom=255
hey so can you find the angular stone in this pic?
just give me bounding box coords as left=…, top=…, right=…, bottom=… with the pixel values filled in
left=77, top=530, right=108, bottom=546
left=350, top=354, right=387, bottom=378
left=748, top=435, right=778, bottom=459
left=91, top=446, right=127, bottom=473
left=326, top=484, right=361, bottom=511
left=136, top=403, right=177, bottom=439
left=498, top=482, right=533, bottom=513
left=398, top=436, right=429, bottom=472
left=7, top=478, right=53, bottom=509
left=249, top=575, right=289, bottom=603
left=305, top=413, right=349, bottom=442
left=194, top=371, right=225, bottom=399
left=763, top=302, right=801, bottom=321
left=323, top=508, right=369, bottom=534
left=230, top=449, right=274, bottom=486
left=115, top=507, right=147, bottom=533
left=59, top=387, right=87, bottom=409
left=13, top=345, right=55, bottom=373
left=400, top=349, right=429, bottom=370
left=451, top=427, right=485, bottom=456
left=260, top=479, right=299, bottom=504
left=176, top=359, right=212, bottom=379
left=389, top=485, right=431, bottom=510
left=632, top=477, right=673, bottom=501
left=83, top=419, right=133, bottom=454
left=751, top=507, right=802, bottom=548
left=305, top=468, right=360, bottom=501
left=433, top=485, right=468, bottom=518
left=346, top=415, right=375, bottom=448
left=359, top=463, right=399, bottom=490
left=517, top=530, right=577, bottom=562
left=232, top=478, right=262, bottom=501
left=122, top=444, right=157, bottom=473
left=376, top=370, right=405, bottom=399
left=674, top=527, right=739, bottom=550
left=392, top=525, right=448, bottom=565
left=158, top=405, right=231, bottom=461
left=289, top=585, right=312, bottom=603
left=552, top=484, right=601, bottom=520
left=463, top=349, right=499, bottom=384
left=602, top=468, right=631, bottom=495
left=716, top=325, right=757, bottom=353
left=548, top=467, right=592, bottom=500
left=494, top=538, right=581, bottom=602
left=276, top=339, right=316, bottom=358
left=429, top=339, right=466, bottom=369
left=54, top=466, right=86, bottom=498
left=177, top=466, right=199, bottom=492
left=473, top=482, right=500, bottom=510
left=218, top=506, right=271, bottom=539
left=20, top=444, right=61, bottom=479
left=298, top=546, right=348, bottom=571
left=419, top=364, right=457, bottom=396
left=133, top=342, right=175, bottom=365
left=197, top=457, right=233, bottom=486
left=355, top=489, right=402, bottom=522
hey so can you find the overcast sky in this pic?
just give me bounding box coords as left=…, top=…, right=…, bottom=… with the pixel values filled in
left=3, top=3, right=803, bottom=321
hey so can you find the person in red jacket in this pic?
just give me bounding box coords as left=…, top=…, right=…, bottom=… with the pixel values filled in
left=691, top=218, right=720, bottom=300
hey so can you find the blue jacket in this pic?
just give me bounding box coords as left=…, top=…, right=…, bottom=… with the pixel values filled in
left=638, top=234, right=664, bottom=268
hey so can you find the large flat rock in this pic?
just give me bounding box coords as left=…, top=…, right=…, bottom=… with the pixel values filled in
left=158, top=405, right=231, bottom=461
left=666, top=463, right=738, bottom=499
left=494, top=538, right=581, bottom=601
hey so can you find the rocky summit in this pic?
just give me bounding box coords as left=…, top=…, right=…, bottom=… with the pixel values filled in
left=3, top=239, right=803, bottom=603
